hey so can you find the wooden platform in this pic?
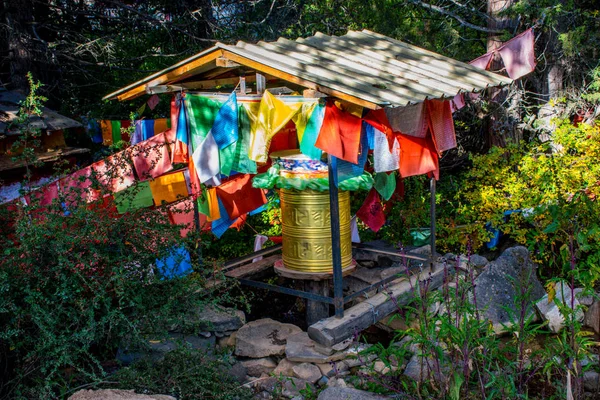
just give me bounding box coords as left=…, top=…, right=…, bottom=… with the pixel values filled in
left=307, top=264, right=450, bottom=347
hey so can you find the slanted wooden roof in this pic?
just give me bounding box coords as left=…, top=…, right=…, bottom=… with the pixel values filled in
left=0, top=90, right=83, bottom=135
left=104, top=30, right=512, bottom=109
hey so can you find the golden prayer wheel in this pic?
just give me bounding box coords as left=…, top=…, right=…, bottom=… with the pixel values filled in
left=279, top=188, right=353, bottom=273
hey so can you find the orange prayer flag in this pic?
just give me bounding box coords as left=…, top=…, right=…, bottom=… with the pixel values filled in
left=315, top=102, right=362, bottom=163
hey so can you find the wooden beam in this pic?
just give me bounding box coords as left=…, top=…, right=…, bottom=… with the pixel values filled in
left=221, top=50, right=381, bottom=110
left=116, top=50, right=224, bottom=101
left=181, top=75, right=256, bottom=91
left=307, top=264, right=451, bottom=346
left=224, top=255, right=281, bottom=279
left=256, top=73, right=266, bottom=95
left=216, top=57, right=241, bottom=68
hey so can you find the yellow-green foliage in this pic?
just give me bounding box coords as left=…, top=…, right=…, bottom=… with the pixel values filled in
left=447, top=120, right=600, bottom=286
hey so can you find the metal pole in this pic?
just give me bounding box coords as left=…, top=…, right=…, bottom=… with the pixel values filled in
left=327, top=154, right=344, bottom=318
left=429, top=177, right=436, bottom=272
left=193, top=198, right=203, bottom=267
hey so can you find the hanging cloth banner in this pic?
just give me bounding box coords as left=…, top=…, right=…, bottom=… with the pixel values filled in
left=252, top=234, right=269, bottom=263
left=130, top=132, right=173, bottom=180
left=172, top=97, right=190, bottom=163
left=59, top=166, right=100, bottom=205
left=315, top=101, right=362, bottom=163
left=384, top=102, right=428, bottom=139
left=351, top=216, right=361, bottom=243
left=298, top=102, right=325, bottom=160
left=192, top=130, right=221, bottom=185
left=426, top=99, right=457, bottom=154
left=363, top=108, right=394, bottom=140
left=356, top=188, right=386, bottom=233
left=215, top=174, right=267, bottom=220
left=168, top=198, right=208, bottom=237
left=397, top=133, right=439, bottom=180
left=232, top=106, right=258, bottom=174
left=212, top=92, right=239, bottom=149
left=470, top=52, right=495, bottom=70
left=92, top=153, right=136, bottom=193
left=334, top=125, right=369, bottom=182
left=100, top=120, right=113, bottom=146
left=248, top=90, right=302, bottom=163
left=211, top=197, right=237, bottom=239
left=373, top=128, right=400, bottom=173
left=197, top=186, right=221, bottom=221
left=149, top=171, right=189, bottom=206
left=497, top=28, right=536, bottom=79
left=374, top=172, right=397, bottom=201
left=114, top=181, right=154, bottom=214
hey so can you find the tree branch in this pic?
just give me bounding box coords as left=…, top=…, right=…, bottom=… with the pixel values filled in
left=407, top=0, right=506, bottom=34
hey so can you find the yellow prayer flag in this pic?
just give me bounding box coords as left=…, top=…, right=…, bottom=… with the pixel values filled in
left=149, top=171, right=188, bottom=206
left=248, top=91, right=302, bottom=163
left=292, top=102, right=318, bottom=143
left=206, top=187, right=221, bottom=221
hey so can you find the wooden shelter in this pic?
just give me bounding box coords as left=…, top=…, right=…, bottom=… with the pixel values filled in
left=105, top=30, right=512, bottom=346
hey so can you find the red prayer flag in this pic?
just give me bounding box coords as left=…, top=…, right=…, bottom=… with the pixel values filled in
left=497, top=28, right=536, bottom=79
left=356, top=188, right=386, bottom=232
left=426, top=99, right=457, bottom=154
left=315, top=102, right=362, bottom=163
left=396, top=133, right=440, bottom=180
left=130, top=132, right=173, bottom=180
left=215, top=174, right=267, bottom=220
left=168, top=198, right=209, bottom=237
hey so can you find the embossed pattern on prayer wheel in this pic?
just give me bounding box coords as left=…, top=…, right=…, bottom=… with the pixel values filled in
left=280, top=188, right=352, bottom=273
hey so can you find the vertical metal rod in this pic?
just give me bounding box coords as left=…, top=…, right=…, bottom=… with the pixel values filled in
left=327, top=154, right=344, bottom=318
left=429, top=177, right=436, bottom=272
left=193, top=198, right=203, bottom=267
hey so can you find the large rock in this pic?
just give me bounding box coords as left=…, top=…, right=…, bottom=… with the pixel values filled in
left=292, top=363, right=322, bottom=384
left=584, top=300, right=600, bottom=334
left=285, top=332, right=345, bottom=363
left=258, top=376, right=314, bottom=398
left=68, top=390, right=175, bottom=400
left=186, top=305, right=245, bottom=333
left=317, top=387, right=387, bottom=400
left=241, top=357, right=277, bottom=377
left=473, top=246, right=545, bottom=333
left=235, top=318, right=302, bottom=358
left=536, top=282, right=584, bottom=333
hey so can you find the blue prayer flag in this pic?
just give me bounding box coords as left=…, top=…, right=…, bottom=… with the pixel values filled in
left=176, top=98, right=189, bottom=145
left=211, top=197, right=236, bottom=238
left=212, top=92, right=239, bottom=149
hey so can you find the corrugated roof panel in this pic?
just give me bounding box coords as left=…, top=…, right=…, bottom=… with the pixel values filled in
left=104, top=30, right=512, bottom=106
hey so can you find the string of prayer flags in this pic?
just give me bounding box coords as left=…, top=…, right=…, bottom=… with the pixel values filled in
left=149, top=171, right=189, bottom=206
left=87, top=119, right=103, bottom=144
left=298, top=102, right=325, bottom=160
left=426, top=99, right=456, bottom=154
left=334, top=125, right=369, bottom=182
left=111, top=120, right=122, bottom=143
left=231, top=106, right=257, bottom=174
left=24, top=181, right=59, bottom=207
left=364, top=122, right=375, bottom=150
left=172, top=98, right=190, bottom=163
left=59, top=166, right=100, bottom=205
left=130, top=132, right=173, bottom=180
left=384, top=102, right=428, bottom=138
left=211, top=197, right=237, bottom=239
left=154, top=118, right=168, bottom=137
left=470, top=52, right=494, bottom=70
left=92, top=154, right=136, bottom=193
left=197, top=187, right=221, bottom=221
left=397, top=134, right=439, bottom=180
left=373, top=128, right=400, bottom=173
left=497, top=28, right=536, bottom=79
left=215, top=174, right=267, bottom=220
left=356, top=188, right=386, bottom=233
left=248, top=90, right=302, bottom=163
left=168, top=198, right=206, bottom=238
left=147, top=94, right=160, bottom=110
left=374, top=172, right=397, bottom=201
left=155, top=246, right=192, bottom=279
left=315, top=101, right=362, bottom=163
left=100, top=120, right=113, bottom=145
left=212, top=92, right=239, bottom=149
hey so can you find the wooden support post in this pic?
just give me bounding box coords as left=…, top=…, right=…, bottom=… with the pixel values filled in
left=256, top=73, right=266, bottom=95
left=327, top=154, right=344, bottom=318
left=306, top=280, right=330, bottom=325
left=239, top=76, right=246, bottom=95
left=430, top=177, right=436, bottom=272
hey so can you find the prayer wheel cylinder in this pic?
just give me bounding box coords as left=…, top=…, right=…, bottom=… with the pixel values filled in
left=280, top=188, right=352, bottom=273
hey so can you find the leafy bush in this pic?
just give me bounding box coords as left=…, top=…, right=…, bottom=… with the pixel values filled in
left=443, top=120, right=600, bottom=286
left=109, top=348, right=252, bottom=400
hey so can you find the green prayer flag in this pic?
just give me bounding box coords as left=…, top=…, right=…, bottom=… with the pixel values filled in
left=111, top=120, right=122, bottom=143
left=231, top=106, right=257, bottom=174
left=185, top=94, right=222, bottom=150
left=374, top=172, right=396, bottom=201
left=114, top=181, right=153, bottom=214
left=197, top=188, right=210, bottom=216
